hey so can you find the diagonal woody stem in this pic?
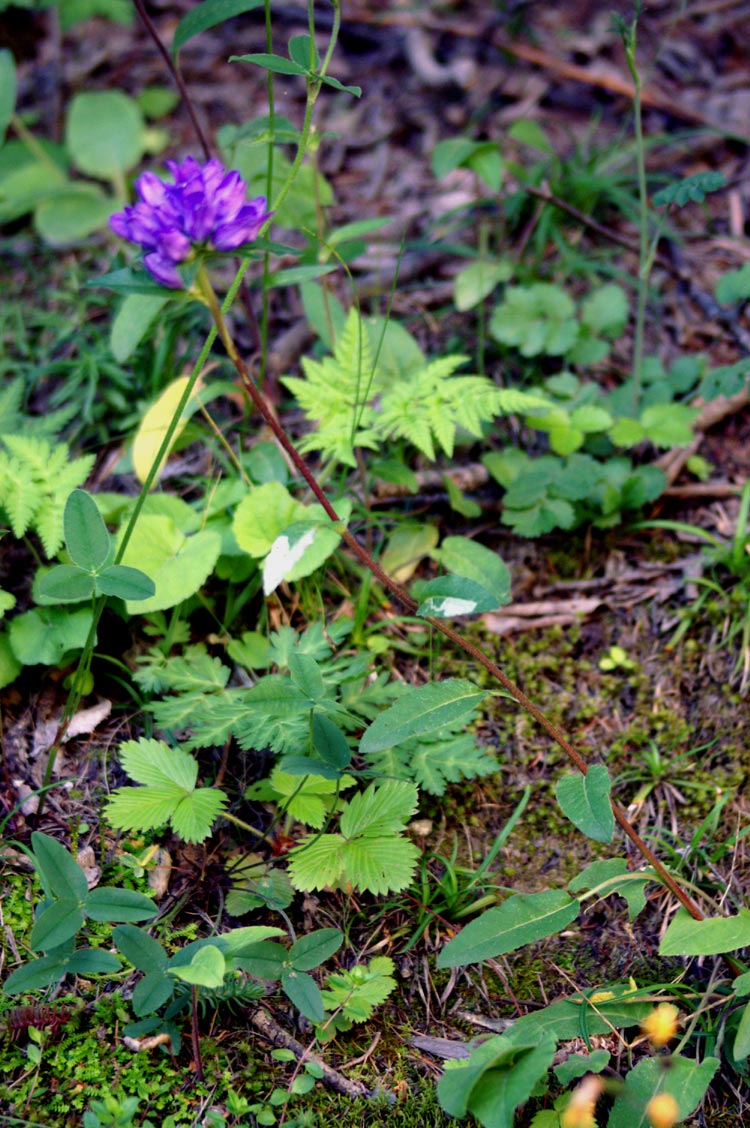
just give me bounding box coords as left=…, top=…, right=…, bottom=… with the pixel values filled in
left=196, top=270, right=716, bottom=931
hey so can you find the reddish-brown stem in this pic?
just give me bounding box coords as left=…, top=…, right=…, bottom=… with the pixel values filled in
left=202, top=291, right=714, bottom=931
left=132, top=0, right=212, bottom=161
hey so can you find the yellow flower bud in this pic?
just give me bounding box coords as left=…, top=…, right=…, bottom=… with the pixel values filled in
left=641, top=1002, right=680, bottom=1047
left=646, top=1091, right=679, bottom=1128
left=560, top=1075, right=603, bottom=1128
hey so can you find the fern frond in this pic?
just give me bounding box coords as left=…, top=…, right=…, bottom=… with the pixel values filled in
left=281, top=309, right=383, bottom=467
left=375, top=357, right=507, bottom=459
left=0, top=453, right=39, bottom=538
left=0, top=437, right=94, bottom=555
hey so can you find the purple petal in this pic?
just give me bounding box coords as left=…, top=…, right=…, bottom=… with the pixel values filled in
left=143, top=252, right=184, bottom=288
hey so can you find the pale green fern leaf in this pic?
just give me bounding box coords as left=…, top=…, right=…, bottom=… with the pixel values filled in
left=282, top=309, right=382, bottom=467
left=0, top=453, right=39, bottom=539
left=0, top=436, right=94, bottom=555
left=375, top=357, right=506, bottom=459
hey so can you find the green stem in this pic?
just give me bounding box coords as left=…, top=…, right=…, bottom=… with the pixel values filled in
left=624, top=20, right=648, bottom=413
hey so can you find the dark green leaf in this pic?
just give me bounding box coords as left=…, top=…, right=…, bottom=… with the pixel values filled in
left=132, top=971, right=175, bottom=1017
left=288, top=34, right=319, bottom=71
left=555, top=765, right=614, bottom=842
left=230, top=52, right=308, bottom=76
left=416, top=575, right=499, bottom=618
left=66, top=948, right=121, bottom=975
left=64, top=489, right=110, bottom=571
left=289, top=928, right=342, bottom=971
left=652, top=171, right=725, bottom=209
left=113, top=925, right=168, bottom=974
left=95, top=564, right=155, bottom=601
left=281, top=969, right=324, bottom=1023
left=312, top=715, right=352, bottom=770
left=172, top=0, right=265, bottom=56
left=36, top=565, right=95, bottom=604
left=439, top=891, right=579, bottom=967
left=30, top=900, right=86, bottom=952
left=1, top=952, right=72, bottom=995
left=31, top=832, right=89, bottom=900
left=85, top=886, right=157, bottom=923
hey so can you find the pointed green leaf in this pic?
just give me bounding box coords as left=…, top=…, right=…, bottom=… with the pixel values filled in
left=133, top=972, right=175, bottom=1016
left=312, top=715, right=352, bottom=770
left=2, top=952, right=73, bottom=995
left=30, top=900, right=86, bottom=952
left=359, top=679, right=484, bottom=754
left=172, top=0, right=265, bottom=56
left=556, top=765, right=614, bottom=842
left=31, top=832, right=89, bottom=900
left=85, top=886, right=156, bottom=922
left=289, top=928, right=343, bottom=971
left=660, top=907, right=750, bottom=956
left=439, top=891, right=579, bottom=967
left=282, top=969, right=324, bottom=1023
left=431, top=535, right=511, bottom=606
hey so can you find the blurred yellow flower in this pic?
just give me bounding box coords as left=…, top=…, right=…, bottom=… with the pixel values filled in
left=646, top=1091, right=679, bottom=1128
left=560, top=1075, right=603, bottom=1128
left=641, top=1002, right=680, bottom=1047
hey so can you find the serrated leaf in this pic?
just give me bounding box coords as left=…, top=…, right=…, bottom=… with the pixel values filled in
left=639, top=403, right=697, bottom=448
left=652, top=170, right=725, bottom=209
left=359, top=679, right=483, bottom=754
left=556, top=765, right=614, bottom=842
left=339, top=780, right=419, bottom=838
left=438, top=891, right=579, bottom=967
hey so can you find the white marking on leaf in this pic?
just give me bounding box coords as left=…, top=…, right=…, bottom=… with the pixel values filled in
left=425, top=597, right=478, bottom=618
left=263, top=528, right=318, bottom=595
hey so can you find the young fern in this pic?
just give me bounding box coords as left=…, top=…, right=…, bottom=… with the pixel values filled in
left=283, top=308, right=550, bottom=465
left=0, top=436, right=95, bottom=557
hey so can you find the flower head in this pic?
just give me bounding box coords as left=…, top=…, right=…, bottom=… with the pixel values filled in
left=641, top=1003, right=680, bottom=1048
left=645, top=1092, right=679, bottom=1128
left=110, top=156, right=272, bottom=288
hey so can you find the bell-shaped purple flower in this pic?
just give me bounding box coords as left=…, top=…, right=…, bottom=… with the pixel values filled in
left=110, top=156, right=272, bottom=288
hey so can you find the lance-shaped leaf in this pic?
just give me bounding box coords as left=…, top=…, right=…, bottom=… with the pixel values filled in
left=438, top=891, right=579, bottom=967
left=660, top=907, right=750, bottom=956
left=359, top=679, right=484, bottom=755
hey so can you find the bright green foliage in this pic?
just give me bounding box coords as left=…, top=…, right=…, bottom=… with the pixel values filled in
left=365, top=730, right=497, bottom=796
left=106, top=738, right=228, bottom=843
left=287, top=780, right=420, bottom=894
left=318, top=955, right=397, bottom=1039
left=437, top=1032, right=557, bottom=1128
left=246, top=767, right=356, bottom=828
left=438, top=890, right=579, bottom=967
left=117, top=515, right=221, bottom=614
left=607, top=1053, right=719, bottom=1128
left=567, top=858, right=654, bottom=921
left=283, top=308, right=547, bottom=467
left=660, top=907, right=750, bottom=956
left=0, top=435, right=95, bottom=556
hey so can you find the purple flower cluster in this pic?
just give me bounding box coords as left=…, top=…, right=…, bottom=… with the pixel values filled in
left=110, top=157, right=271, bottom=288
